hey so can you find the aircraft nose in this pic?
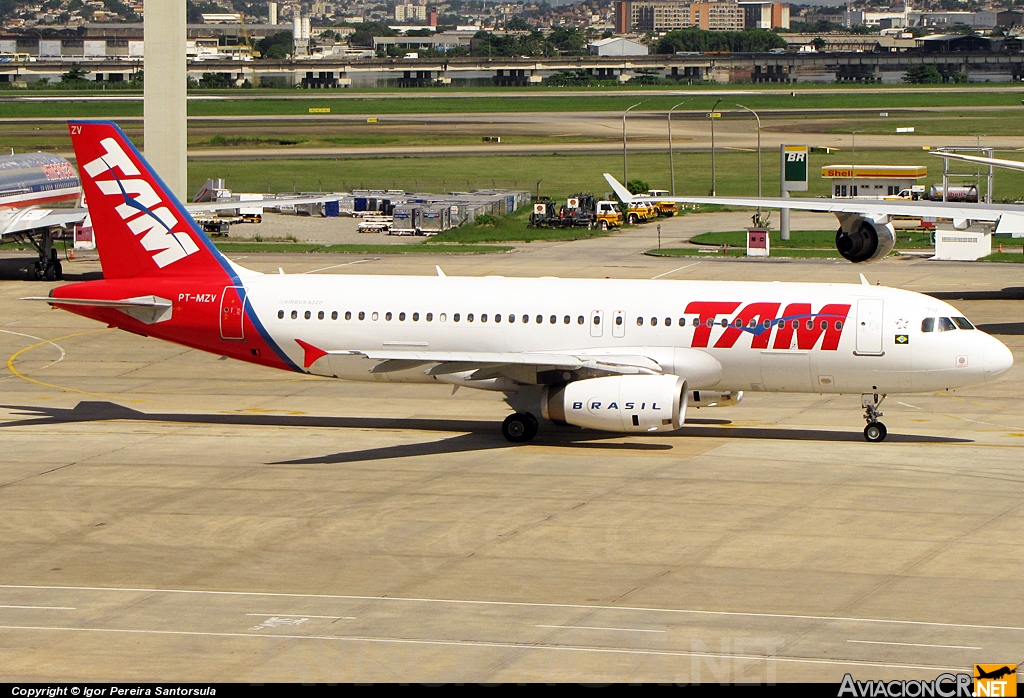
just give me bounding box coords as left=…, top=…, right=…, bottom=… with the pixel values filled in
left=984, top=334, right=1014, bottom=381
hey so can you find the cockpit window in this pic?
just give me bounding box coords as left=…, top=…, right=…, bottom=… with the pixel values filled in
left=921, top=318, right=935, bottom=333
left=952, top=317, right=975, bottom=330
left=938, top=317, right=957, bottom=332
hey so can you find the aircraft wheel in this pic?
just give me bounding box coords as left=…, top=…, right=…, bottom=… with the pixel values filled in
left=28, top=263, right=41, bottom=281
left=864, top=421, right=887, bottom=443
left=502, top=413, right=536, bottom=443
left=43, top=264, right=56, bottom=281
left=53, top=261, right=63, bottom=281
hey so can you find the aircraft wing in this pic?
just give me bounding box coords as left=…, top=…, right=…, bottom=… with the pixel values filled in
left=0, top=207, right=88, bottom=237
left=295, top=340, right=665, bottom=378
left=931, top=151, right=1024, bottom=171
left=332, top=349, right=661, bottom=375
left=603, top=173, right=1024, bottom=236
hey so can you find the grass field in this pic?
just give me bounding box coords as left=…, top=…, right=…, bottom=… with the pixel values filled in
left=820, top=114, right=1024, bottom=137
left=187, top=148, right=1024, bottom=203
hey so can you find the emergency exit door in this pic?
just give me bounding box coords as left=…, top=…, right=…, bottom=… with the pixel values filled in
left=590, top=310, right=604, bottom=338
left=220, top=286, right=247, bottom=341
left=612, top=310, right=625, bottom=338
left=855, top=298, right=884, bottom=355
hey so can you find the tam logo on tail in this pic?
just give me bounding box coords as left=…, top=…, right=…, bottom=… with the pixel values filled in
left=81, top=135, right=198, bottom=268
left=68, top=121, right=227, bottom=280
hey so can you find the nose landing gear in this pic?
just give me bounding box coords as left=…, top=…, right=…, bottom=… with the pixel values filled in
left=862, top=393, right=887, bottom=442
left=502, top=412, right=539, bottom=443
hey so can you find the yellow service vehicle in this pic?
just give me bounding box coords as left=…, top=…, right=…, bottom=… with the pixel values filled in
left=646, top=189, right=679, bottom=216
left=625, top=201, right=657, bottom=225
left=594, top=199, right=624, bottom=230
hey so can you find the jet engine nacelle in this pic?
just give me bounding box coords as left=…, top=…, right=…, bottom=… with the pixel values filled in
left=835, top=214, right=895, bottom=263
left=690, top=390, right=743, bottom=408
left=542, top=374, right=688, bottom=433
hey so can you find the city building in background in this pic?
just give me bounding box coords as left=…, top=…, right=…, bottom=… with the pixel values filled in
left=615, top=0, right=789, bottom=34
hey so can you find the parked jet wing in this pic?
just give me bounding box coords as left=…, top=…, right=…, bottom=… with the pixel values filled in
left=0, top=207, right=87, bottom=237
left=931, top=151, right=1024, bottom=172
left=603, top=173, right=1024, bottom=236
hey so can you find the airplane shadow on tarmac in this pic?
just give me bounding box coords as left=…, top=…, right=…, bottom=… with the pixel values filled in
left=927, top=286, right=1024, bottom=301
left=0, top=401, right=972, bottom=464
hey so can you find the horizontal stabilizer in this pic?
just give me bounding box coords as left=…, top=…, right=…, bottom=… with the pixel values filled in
left=22, top=294, right=173, bottom=324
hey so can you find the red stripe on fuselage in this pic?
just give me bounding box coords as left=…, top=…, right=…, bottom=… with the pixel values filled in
left=50, top=279, right=298, bottom=373
left=0, top=189, right=81, bottom=210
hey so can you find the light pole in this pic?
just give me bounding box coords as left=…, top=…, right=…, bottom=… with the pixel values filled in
left=622, top=101, right=645, bottom=184
left=709, top=97, right=723, bottom=196
left=668, top=99, right=688, bottom=196
left=848, top=130, right=859, bottom=198
left=736, top=103, right=762, bottom=223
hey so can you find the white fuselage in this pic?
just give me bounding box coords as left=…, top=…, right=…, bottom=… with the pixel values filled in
left=243, top=275, right=1012, bottom=395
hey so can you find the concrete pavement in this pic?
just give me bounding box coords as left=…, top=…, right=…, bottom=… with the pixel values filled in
left=0, top=232, right=1021, bottom=682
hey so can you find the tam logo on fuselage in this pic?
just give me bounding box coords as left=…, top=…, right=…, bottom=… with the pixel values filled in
left=83, top=136, right=199, bottom=268
left=685, top=301, right=851, bottom=351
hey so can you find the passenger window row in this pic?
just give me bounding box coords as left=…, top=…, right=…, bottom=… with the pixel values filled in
left=921, top=316, right=975, bottom=332
left=633, top=316, right=843, bottom=331
left=275, top=309, right=844, bottom=332
left=277, top=309, right=589, bottom=325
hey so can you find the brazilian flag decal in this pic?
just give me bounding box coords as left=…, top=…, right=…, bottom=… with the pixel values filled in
left=895, top=334, right=909, bottom=345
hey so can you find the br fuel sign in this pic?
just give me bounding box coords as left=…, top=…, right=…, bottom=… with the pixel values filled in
left=781, top=145, right=808, bottom=192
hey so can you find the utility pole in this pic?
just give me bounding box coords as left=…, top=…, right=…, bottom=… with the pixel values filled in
left=668, top=100, right=688, bottom=196
left=736, top=103, right=762, bottom=224
left=622, top=101, right=645, bottom=184
left=709, top=97, right=723, bottom=196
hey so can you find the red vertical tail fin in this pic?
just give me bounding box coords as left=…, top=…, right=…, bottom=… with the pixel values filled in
left=68, top=121, right=228, bottom=279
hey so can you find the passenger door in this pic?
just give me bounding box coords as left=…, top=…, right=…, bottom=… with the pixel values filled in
left=855, top=298, right=884, bottom=355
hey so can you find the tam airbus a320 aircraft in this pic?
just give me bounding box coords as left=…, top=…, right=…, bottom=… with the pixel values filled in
left=24, top=122, right=1014, bottom=443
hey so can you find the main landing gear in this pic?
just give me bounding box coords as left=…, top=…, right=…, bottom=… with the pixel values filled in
left=19, top=231, right=63, bottom=281
left=862, top=393, right=887, bottom=443
left=31, top=248, right=63, bottom=281
left=502, top=412, right=539, bottom=443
